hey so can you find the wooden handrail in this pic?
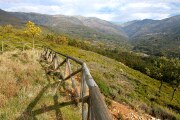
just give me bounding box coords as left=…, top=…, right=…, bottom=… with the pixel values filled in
left=42, top=46, right=112, bottom=120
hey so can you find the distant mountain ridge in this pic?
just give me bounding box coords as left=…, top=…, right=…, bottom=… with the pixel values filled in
left=9, top=11, right=128, bottom=45
left=0, top=9, right=25, bottom=26
left=0, top=8, right=180, bottom=57
left=0, top=9, right=128, bottom=45
left=121, top=15, right=180, bottom=38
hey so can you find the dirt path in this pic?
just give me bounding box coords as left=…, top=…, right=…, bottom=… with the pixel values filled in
left=109, top=100, right=160, bottom=120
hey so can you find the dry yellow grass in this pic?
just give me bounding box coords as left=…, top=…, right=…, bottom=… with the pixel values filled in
left=0, top=50, right=81, bottom=120
left=0, top=50, right=45, bottom=114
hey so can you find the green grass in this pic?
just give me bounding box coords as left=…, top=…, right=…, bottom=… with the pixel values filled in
left=44, top=44, right=180, bottom=119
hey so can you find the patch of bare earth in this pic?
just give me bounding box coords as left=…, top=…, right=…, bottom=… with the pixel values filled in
left=109, top=101, right=160, bottom=120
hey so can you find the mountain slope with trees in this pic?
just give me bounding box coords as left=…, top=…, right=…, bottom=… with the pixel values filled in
left=121, top=16, right=180, bottom=58
left=0, top=9, right=25, bottom=26
left=10, top=11, right=128, bottom=46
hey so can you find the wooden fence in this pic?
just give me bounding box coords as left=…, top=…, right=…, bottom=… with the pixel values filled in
left=41, top=46, right=112, bottom=120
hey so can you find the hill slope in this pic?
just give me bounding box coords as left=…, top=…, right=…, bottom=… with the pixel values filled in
left=0, top=25, right=180, bottom=119
left=0, top=9, right=25, bottom=26
left=1, top=43, right=180, bottom=119
left=121, top=16, right=180, bottom=57
left=48, top=44, right=180, bottom=120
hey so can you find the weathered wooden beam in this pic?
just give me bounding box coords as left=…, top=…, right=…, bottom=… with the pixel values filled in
left=55, top=59, right=66, bottom=71
left=89, top=86, right=112, bottom=120
left=82, top=63, right=111, bottom=120
left=63, top=67, right=82, bottom=81
left=50, top=52, right=56, bottom=64
left=47, top=47, right=83, bottom=65
left=48, top=51, right=54, bottom=63
left=66, top=59, right=80, bottom=98
left=52, top=54, right=58, bottom=70
left=82, top=63, right=98, bottom=87
left=81, top=70, right=88, bottom=120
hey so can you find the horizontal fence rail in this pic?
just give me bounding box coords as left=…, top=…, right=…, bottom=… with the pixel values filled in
left=41, top=46, right=112, bottom=120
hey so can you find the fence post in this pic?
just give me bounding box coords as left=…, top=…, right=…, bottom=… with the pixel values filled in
left=81, top=69, right=87, bottom=120
left=83, top=63, right=112, bottom=120
left=66, top=59, right=80, bottom=99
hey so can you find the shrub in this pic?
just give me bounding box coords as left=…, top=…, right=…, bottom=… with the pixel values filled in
left=150, top=104, right=178, bottom=120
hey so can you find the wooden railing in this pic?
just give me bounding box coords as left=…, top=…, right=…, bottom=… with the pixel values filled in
left=41, top=46, right=112, bottom=120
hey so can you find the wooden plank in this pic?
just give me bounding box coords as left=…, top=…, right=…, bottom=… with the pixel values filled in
left=83, top=63, right=97, bottom=87
left=63, top=67, right=82, bottom=81
left=46, top=49, right=50, bottom=60
left=81, top=70, right=88, bottom=120
left=50, top=52, right=56, bottom=64
left=55, top=59, right=66, bottom=71
left=66, top=59, right=80, bottom=98
left=89, top=87, right=112, bottom=120
left=53, top=55, right=58, bottom=70
left=47, top=47, right=83, bottom=65
left=83, top=61, right=111, bottom=119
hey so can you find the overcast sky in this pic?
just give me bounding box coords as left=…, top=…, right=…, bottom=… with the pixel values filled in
left=0, top=0, right=180, bottom=23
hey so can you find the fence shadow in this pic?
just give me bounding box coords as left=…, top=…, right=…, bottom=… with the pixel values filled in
left=16, top=63, right=72, bottom=120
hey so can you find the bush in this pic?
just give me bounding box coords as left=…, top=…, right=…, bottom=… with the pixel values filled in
left=150, top=105, right=178, bottom=120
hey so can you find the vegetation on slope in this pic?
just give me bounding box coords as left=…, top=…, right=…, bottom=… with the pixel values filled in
left=121, top=15, right=180, bottom=58
left=67, top=38, right=180, bottom=101
left=131, top=34, right=180, bottom=58
left=45, top=44, right=180, bottom=119
left=0, top=50, right=81, bottom=120
left=0, top=23, right=180, bottom=119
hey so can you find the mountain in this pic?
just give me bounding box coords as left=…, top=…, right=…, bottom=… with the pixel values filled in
left=9, top=11, right=128, bottom=45
left=121, top=16, right=180, bottom=58
left=119, top=20, right=140, bottom=27
left=121, top=16, right=180, bottom=38
left=75, top=16, right=126, bottom=36
left=0, top=9, right=25, bottom=26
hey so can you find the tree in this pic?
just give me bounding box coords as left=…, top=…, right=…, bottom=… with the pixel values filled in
left=169, top=59, right=180, bottom=101
left=24, top=21, right=42, bottom=50
left=170, top=73, right=180, bottom=101
left=153, top=61, right=164, bottom=94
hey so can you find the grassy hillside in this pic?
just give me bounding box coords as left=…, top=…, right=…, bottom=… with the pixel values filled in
left=44, top=44, right=180, bottom=119
left=0, top=50, right=81, bottom=120
left=0, top=25, right=180, bottom=119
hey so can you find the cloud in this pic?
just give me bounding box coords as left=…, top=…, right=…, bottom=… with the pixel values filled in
left=5, top=5, right=62, bottom=14
left=1, top=0, right=180, bottom=22
left=0, top=0, right=19, bottom=2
